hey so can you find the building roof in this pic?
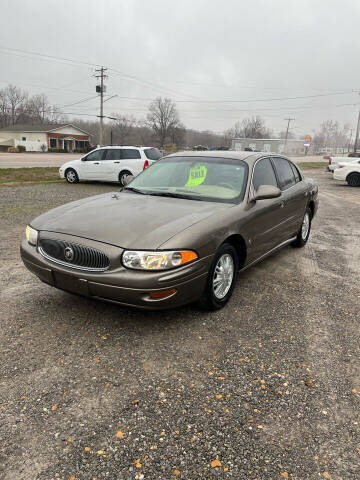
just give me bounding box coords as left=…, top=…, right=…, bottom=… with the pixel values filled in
left=0, top=123, right=91, bottom=135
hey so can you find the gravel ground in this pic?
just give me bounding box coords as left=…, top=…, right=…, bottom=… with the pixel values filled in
left=0, top=171, right=359, bottom=480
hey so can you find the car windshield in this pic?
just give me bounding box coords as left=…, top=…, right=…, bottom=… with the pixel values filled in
left=124, top=156, right=248, bottom=203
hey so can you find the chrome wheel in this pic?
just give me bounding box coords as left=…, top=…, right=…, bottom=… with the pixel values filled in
left=120, top=172, right=131, bottom=186
left=212, top=253, right=234, bottom=299
left=66, top=170, right=76, bottom=183
left=301, top=212, right=310, bottom=240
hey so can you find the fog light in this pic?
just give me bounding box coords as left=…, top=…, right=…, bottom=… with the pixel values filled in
left=149, top=289, right=177, bottom=299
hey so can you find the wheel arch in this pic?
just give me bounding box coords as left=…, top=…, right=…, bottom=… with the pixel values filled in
left=308, top=200, right=315, bottom=219
left=221, top=234, right=247, bottom=269
left=346, top=171, right=360, bottom=182
left=65, top=166, right=79, bottom=179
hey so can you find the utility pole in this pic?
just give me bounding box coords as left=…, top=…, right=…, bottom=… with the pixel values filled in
left=348, top=128, right=354, bottom=153
left=283, top=117, right=295, bottom=154
left=95, top=67, right=108, bottom=146
left=353, top=109, right=360, bottom=154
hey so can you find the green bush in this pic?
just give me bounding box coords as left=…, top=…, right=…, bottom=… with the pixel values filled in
left=17, top=145, right=26, bottom=152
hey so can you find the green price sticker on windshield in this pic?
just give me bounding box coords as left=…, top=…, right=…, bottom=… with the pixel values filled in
left=186, top=164, right=208, bottom=186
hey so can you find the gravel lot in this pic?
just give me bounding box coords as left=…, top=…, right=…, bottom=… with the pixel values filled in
left=0, top=170, right=359, bottom=480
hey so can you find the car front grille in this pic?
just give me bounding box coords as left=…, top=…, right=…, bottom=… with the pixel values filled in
left=38, top=237, right=110, bottom=271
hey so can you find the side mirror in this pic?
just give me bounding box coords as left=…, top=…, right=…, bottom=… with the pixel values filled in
left=252, top=185, right=281, bottom=201
left=81, top=156, right=86, bottom=161
left=122, top=174, right=134, bottom=186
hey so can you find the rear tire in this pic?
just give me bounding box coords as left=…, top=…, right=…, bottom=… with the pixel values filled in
left=347, top=172, right=360, bottom=187
left=292, top=207, right=311, bottom=248
left=199, top=243, right=239, bottom=311
left=119, top=170, right=132, bottom=187
left=65, top=168, right=79, bottom=184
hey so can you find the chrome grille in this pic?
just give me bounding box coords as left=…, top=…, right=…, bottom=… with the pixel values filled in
left=39, top=237, right=110, bottom=271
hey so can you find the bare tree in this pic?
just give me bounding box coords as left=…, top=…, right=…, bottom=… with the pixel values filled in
left=147, top=97, right=180, bottom=147
left=111, top=114, right=136, bottom=144
left=225, top=116, right=272, bottom=139
left=0, top=85, right=28, bottom=125
left=312, top=120, right=350, bottom=153
left=278, top=130, right=295, bottom=139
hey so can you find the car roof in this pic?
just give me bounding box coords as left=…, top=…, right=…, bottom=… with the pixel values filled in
left=165, top=150, right=281, bottom=166
left=98, top=145, right=154, bottom=150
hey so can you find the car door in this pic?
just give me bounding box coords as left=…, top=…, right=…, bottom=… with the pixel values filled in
left=246, top=157, right=286, bottom=260
left=271, top=157, right=307, bottom=240
left=80, top=149, right=106, bottom=179
left=121, top=148, right=143, bottom=177
left=102, top=148, right=122, bottom=181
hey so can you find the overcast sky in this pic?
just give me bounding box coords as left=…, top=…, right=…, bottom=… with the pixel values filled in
left=0, top=0, right=359, bottom=137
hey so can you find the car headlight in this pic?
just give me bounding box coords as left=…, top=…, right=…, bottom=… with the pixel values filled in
left=122, top=250, right=198, bottom=270
left=25, top=225, right=38, bottom=246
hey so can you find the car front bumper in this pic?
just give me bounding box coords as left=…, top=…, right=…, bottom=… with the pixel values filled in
left=20, top=238, right=211, bottom=310
left=333, top=170, right=346, bottom=181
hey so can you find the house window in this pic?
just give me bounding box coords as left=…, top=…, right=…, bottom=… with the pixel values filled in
left=22, top=137, right=26, bottom=141
left=49, top=138, right=57, bottom=148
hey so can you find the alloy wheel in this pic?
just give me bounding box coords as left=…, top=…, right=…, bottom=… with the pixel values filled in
left=301, top=212, right=310, bottom=240
left=212, top=253, right=234, bottom=299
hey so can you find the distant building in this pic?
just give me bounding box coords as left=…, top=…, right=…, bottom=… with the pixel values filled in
left=231, top=137, right=311, bottom=155
left=0, top=123, right=91, bottom=152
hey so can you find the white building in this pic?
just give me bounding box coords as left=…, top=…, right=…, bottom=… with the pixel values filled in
left=0, top=123, right=91, bottom=152
left=231, top=138, right=311, bottom=155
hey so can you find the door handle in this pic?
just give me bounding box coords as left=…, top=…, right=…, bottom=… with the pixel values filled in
left=94, top=162, right=99, bottom=165
left=114, top=161, right=120, bottom=164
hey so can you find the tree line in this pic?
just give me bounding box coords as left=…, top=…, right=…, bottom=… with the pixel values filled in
left=0, top=84, right=353, bottom=152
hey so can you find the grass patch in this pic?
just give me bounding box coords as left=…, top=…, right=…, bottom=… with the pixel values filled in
left=297, top=162, right=327, bottom=169
left=0, top=167, right=63, bottom=185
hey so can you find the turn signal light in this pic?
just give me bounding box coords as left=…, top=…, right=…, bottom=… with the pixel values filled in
left=149, top=289, right=177, bottom=299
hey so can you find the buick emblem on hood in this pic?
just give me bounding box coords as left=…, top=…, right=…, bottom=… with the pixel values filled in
left=64, top=246, right=74, bottom=262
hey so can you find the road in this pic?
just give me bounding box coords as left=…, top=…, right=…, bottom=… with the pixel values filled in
left=0, top=170, right=359, bottom=479
left=0, top=152, right=327, bottom=168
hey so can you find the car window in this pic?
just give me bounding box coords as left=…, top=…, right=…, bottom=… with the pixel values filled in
left=103, top=149, right=122, bottom=160
left=290, top=162, right=301, bottom=182
left=121, top=149, right=141, bottom=159
left=144, top=148, right=162, bottom=160
left=84, top=149, right=104, bottom=161
left=127, top=156, right=248, bottom=203
left=273, top=157, right=296, bottom=190
left=252, top=157, right=278, bottom=190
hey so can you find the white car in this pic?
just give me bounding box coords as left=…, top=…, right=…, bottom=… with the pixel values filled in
left=59, top=146, right=162, bottom=186
left=328, top=156, right=360, bottom=172
left=333, top=162, right=360, bottom=186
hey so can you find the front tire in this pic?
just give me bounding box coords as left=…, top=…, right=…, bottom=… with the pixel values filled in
left=119, top=170, right=132, bottom=187
left=199, top=243, right=239, bottom=311
left=292, top=207, right=311, bottom=248
left=65, top=168, right=79, bottom=184
left=347, top=172, right=360, bottom=187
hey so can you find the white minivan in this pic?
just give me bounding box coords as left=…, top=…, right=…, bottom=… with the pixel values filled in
left=59, top=146, right=162, bottom=186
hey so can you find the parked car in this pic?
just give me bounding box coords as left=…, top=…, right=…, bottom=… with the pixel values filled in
left=334, top=162, right=360, bottom=186
left=327, top=156, right=360, bottom=172
left=59, top=146, right=162, bottom=186
left=21, top=151, right=318, bottom=311
left=347, top=152, right=360, bottom=158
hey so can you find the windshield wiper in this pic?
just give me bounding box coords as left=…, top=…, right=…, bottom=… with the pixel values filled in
left=146, top=191, right=203, bottom=200
left=123, top=187, right=147, bottom=195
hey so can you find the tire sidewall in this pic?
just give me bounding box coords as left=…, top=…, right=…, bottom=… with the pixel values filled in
left=201, top=243, right=239, bottom=310
left=119, top=170, right=132, bottom=186
left=65, top=168, right=78, bottom=183
left=347, top=173, right=360, bottom=187
left=293, top=207, right=312, bottom=247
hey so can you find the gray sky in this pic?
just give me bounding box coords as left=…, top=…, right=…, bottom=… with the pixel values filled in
left=0, top=0, right=359, bottom=137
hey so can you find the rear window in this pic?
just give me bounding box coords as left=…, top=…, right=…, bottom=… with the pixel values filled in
left=122, top=149, right=141, bottom=159
left=144, top=148, right=162, bottom=160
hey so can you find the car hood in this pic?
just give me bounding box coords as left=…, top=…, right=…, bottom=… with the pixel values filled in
left=31, top=192, right=230, bottom=249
